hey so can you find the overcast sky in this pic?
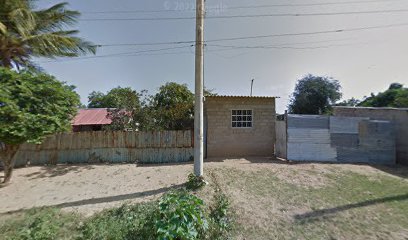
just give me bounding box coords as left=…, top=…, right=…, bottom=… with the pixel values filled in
left=36, top=0, right=408, bottom=113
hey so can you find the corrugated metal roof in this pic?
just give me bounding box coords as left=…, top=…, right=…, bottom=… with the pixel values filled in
left=72, top=109, right=112, bottom=126
left=205, top=95, right=278, bottom=99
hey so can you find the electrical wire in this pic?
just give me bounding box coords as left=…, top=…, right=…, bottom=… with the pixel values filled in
left=79, top=0, right=403, bottom=14
left=40, top=45, right=194, bottom=63
left=77, top=9, right=408, bottom=21
left=204, top=22, right=408, bottom=43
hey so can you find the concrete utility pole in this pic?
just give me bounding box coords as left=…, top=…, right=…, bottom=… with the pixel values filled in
left=194, top=0, right=205, bottom=176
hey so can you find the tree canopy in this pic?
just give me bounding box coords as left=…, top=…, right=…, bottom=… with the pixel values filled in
left=288, top=74, right=342, bottom=114
left=87, top=87, right=141, bottom=109
left=0, top=0, right=95, bottom=69
left=151, top=82, right=194, bottom=130
left=0, top=67, right=80, bottom=183
left=358, top=83, right=408, bottom=108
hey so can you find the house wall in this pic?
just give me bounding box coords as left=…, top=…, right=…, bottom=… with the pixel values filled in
left=333, top=107, right=408, bottom=165
left=205, top=97, right=276, bottom=158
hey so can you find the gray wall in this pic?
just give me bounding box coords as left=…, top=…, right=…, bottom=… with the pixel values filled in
left=275, top=120, right=287, bottom=159
left=333, top=107, right=408, bottom=165
left=285, top=114, right=396, bottom=164
left=13, top=130, right=193, bottom=167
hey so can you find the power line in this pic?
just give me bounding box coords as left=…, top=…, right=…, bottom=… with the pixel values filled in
left=1, top=22, right=407, bottom=52
left=224, top=0, right=402, bottom=10
left=207, top=42, right=366, bottom=50
left=204, top=22, right=408, bottom=43
left=80, top=0, right=402, bottom=14
left=40, top=45, right=194, bottom=63
left=97, top=41, right=195, bottom=47
left=78, top=9, right=408, bottom=21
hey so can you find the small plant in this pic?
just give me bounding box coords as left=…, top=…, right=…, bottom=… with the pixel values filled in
left=155, top=191, right=208, bottom=240
left=186, top=173, right=206, bottom=190
left=207, top=192, right=232, bottom=239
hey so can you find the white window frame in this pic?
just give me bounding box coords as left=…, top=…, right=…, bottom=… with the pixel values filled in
left=231, top=109, right=253, bottom=128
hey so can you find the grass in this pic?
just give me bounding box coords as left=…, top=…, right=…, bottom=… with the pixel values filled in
left=0, top=189, right=232, bottom=240
left=213, top=165, right=408, bottom=239
left=1, top=163, right=407, bottom=239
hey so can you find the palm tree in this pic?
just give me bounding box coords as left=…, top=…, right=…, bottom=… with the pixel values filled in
left=0, top=0, right=96, bottom=69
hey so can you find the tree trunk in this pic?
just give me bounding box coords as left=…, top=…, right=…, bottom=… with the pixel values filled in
left=0, top=144, right=19, bottom=184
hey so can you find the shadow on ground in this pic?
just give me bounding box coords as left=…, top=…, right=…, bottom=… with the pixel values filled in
left=294, top=193, right=408, bottom=223
left=373, top=165, right=408, bottom=179
left=23, top=165, right=96, bottom=180
left=1, top=183, right=185, bottom=215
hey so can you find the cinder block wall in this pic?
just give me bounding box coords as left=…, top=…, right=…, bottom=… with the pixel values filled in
left=204, top=96, right=276, bottom=158
left=333, top=107, right=408, bottom=165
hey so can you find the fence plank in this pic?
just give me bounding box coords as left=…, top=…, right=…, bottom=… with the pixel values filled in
left=13, top=130, right=193, bottom=166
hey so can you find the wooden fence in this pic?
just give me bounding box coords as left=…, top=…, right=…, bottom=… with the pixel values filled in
left=14, top=130, right=193, bottom=167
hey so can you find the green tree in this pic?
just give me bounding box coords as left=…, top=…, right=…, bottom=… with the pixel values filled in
left=151, top=82, right=194, bottom=130
left=87, top=87, right=146, bottom=131
left=0, top=0, right=95, bottom=69
left=288, top=74, right=342, bottom=114
left=358, top=83, right=408, bottom=108
left=0, top=67, right=79, bottom=184
left=87, top=87, right=141, bottom=109
left=336, top=97, right=360, bottom=107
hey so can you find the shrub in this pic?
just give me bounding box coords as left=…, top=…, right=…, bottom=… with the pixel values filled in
left=186, top=173, right=206, bottom=190
left=155, top=191, right=208, bottom=240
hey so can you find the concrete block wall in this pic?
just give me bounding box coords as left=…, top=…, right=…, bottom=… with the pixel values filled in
left=333, top=107, right=408, bottom=165
left=286, top=115, right=396, bottom=164
left=205, top=96, right=276, bottom=158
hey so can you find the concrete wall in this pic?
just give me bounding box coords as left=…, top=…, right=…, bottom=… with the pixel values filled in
left=333, top=107, right=408, bottom=165
left=205, top=96, right=276, bottom=158
left=285, top=114, right=396, bottom=164
left=275, top=120, right=287, bottom=159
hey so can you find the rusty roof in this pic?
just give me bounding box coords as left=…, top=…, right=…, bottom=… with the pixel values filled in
left=205, top=95, right=278, bottom=99
left=72, top=109, right=112, bottom=126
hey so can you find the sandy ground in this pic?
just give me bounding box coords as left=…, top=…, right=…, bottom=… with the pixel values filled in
left=0, top=158, right=406, bottom=216
left=0, top=163, right=193, bottom=216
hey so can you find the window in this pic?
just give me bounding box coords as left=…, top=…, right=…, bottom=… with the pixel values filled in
left=232, top=110, right=253, bottom=128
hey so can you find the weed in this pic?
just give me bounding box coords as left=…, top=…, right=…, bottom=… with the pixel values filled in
left=186, top=173, right=206, bottom=190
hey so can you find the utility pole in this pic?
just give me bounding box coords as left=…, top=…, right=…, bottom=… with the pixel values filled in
left=194, top=0, right=204, bottom=177
left=250, top=79, right=254, bottom=96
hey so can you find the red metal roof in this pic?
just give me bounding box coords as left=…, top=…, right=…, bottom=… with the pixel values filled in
left=72, top=109, right=112, bottom=126
left=205, top=95, right=278, bottom=99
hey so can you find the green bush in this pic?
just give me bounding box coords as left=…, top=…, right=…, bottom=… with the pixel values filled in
left=186, top=173, right=206, bottom=190
left=1, top=191, right=232, bottom=240
left=155, top=191, right=208, bottom=240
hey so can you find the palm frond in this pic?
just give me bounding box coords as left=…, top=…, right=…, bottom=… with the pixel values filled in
left=34, top=2, right=80, bottom=32
left=25, top=32, right=96, bottom=57
left=0, top=22, right=6, bottom=34
left=0, top=0, right=95, bottom=68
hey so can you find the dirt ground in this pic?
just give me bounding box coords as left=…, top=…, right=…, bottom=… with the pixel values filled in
left=1, top=158, right=406, bottom=216
left=1, top=158, right=408, bottom=239
left=0, top=162, right=193, bottom=216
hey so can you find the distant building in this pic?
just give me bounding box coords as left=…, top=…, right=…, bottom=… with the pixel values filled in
left=72, top=109, right=112, bottom=132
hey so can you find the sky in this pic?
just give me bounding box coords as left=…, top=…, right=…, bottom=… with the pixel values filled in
left=36, top=0, right=408, bottom=113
